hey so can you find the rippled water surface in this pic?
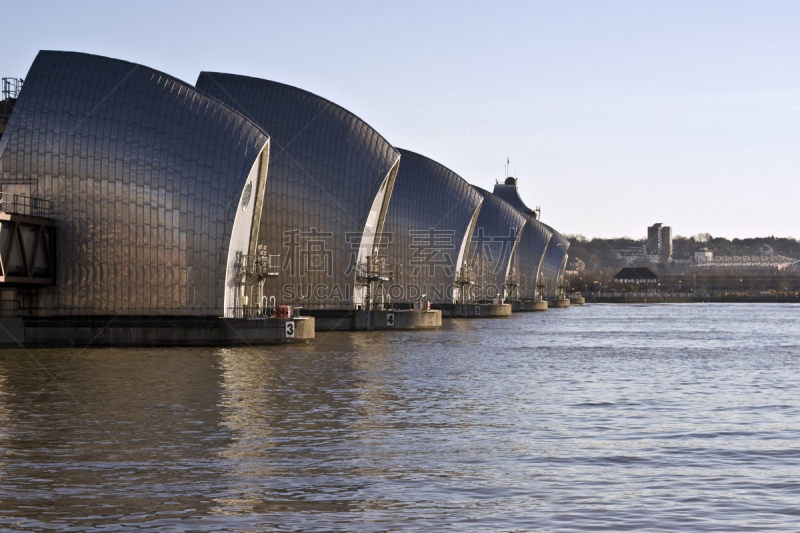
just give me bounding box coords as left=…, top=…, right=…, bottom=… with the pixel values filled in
left=1, top=304, right=800, bottom=531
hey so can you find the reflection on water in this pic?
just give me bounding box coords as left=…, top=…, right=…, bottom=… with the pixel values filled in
left=0, top=304, right=799, bottom=531
left=0, top=349, right=229, bottom=527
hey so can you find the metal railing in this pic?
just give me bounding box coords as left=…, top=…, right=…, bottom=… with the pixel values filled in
left=227, top=305, right=301, bottom=319
left=2, top=78, right=22, bottom=102
left=0, top=193, right=51, bottom=217
left=228, top=306, right=275, bottom=319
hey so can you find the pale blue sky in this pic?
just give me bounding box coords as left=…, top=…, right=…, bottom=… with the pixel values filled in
left=4, top=1, right=800, bottom=239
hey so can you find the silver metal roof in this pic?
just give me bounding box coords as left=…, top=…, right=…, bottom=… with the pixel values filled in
left=491, top=180, right=553, bottom=300
left=468, top=187, right=526, bottom=302
left=381, top=149, right=483, bottom=304
left=492, top=180, right=537, bottom=215
left=492, top=179, right=569, bottom=299
left=541, top=224, right=570, bottom=299
left=196, top=73, right=401, bottom=310
left=0, top=51, right=269, bottom=316
left=513, top=218, right=553, bottom=300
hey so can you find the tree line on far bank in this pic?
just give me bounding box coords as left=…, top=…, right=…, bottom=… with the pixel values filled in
left=565, top=234, right=800, bottom=273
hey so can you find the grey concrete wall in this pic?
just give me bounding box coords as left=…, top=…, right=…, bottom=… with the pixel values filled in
left=445, top=304, right=512, bottom=318
left=17, top=316, right=313, bottom=347
left=359, top=310, right=441, bottom=330
left=311, top=310, right=441, bottom=331
left=511, top=301, right=548, bottom=312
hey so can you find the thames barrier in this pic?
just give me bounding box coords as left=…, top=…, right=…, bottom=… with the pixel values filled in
left=0, top=51, right=571, bottom=346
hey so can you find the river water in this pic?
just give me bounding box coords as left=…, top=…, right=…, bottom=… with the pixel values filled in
left=0, top=304, right=799, bottom=531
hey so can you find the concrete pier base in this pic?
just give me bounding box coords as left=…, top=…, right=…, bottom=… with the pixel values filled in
left=511, top=300, right=548, bottom=312
left=308, top=309, right=441, bottom=331
left=569, top=297, right=586, bottom=305
left=1, top=316, right=315, bottom=348
left=440, top=303, right=512, bottom=318
left=549, top=299, right=571, bottom=308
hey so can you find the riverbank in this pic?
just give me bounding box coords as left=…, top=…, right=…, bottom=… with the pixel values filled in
left=586, top=294, right=800, bottom=303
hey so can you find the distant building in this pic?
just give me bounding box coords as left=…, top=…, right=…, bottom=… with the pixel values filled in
left=692, top=254, right=798, bottom=271
left=615, top=223, right=673, bottom=265
left=646, top=224, right=661, bottom=255
left=761, top=244, right=774, bottom=256
left=613, top=267, right=659, bottom=286
left=565, top=258, right=585, bottom=276
left=616, top=245, right=646, bottom=265
left=647, top=223, right=673, bottom=262
left=695, top=247, right=713, bottom=264
left=661, top=225, right=673, bottom=261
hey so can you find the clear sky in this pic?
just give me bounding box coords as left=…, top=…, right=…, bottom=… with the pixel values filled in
left=3, top=1, right=799, bottom=239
